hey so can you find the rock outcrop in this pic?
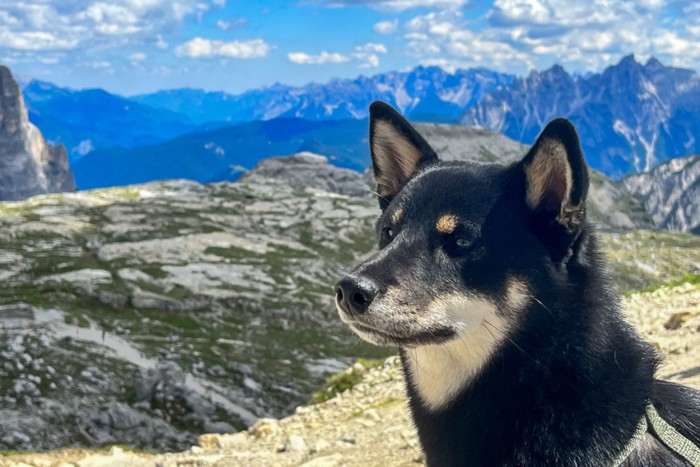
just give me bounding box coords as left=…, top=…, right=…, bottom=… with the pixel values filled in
left=623, top=155, right=700, bottom=233
left=0, top=65, right=75, bottom=200
left=240, top=152, right=370, bottom=197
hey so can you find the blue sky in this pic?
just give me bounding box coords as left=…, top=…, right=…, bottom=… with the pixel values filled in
left=1, top=0, right=699, bottom=95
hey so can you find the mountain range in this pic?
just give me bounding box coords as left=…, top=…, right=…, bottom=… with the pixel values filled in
left=462, top=56, right=700, bottom=178
left=22, top=81, right=220, bottom=159
left=21, top=56, right=700, bottom=184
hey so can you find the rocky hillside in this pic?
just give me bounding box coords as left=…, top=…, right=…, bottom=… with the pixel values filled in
left=0, top=66, right=75, bottom=201
left=3, top=281, right=699, bottom=467
left=0, top=155, right=697, bottom=453
left=623, top=155, right=700, bottom=233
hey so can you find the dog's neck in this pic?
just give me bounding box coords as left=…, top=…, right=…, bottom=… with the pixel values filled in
left=403, top=313, right=509, bottom=411
left=400, top=255, right=658, bottom=466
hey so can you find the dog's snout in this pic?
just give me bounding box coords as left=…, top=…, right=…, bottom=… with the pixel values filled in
left=334, top=276, right=379, bottom=316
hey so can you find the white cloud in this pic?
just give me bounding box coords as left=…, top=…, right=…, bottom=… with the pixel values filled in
left=374, top=19, right=399, bottom=34
left=176, top=37, right=270, bottom=59
left=216, top=17, right=247, bottom=31
left=288, top=51, right=349, bottom=64
left=354, top=43, right=388, bottom=54
left=311, top=0, right=468, bottom=12
left=129, top=52, right=147, bottom=65
left=0, top=0, right=215, bottom=54
left=0, top=30, right=79, bottom=50
left=288, top=42, right=387, bottom=68
left=394, top=0, right=700, bottom=75
left=82, top=60, right=112, bottom=69
left=155, top=34, right=169, bottom=49
left=352, top=42, right=388, bottom=68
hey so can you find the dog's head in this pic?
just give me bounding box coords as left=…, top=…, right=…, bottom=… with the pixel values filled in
left=335, top=101, right=589, bottom=349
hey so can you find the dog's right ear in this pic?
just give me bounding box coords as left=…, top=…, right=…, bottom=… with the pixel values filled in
left=369, top=101, right=438, bottom=210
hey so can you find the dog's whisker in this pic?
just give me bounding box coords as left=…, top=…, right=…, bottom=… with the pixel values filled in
left=365, top=188, right=390, bottom=205
left=530, top=294, right=553, bottom=316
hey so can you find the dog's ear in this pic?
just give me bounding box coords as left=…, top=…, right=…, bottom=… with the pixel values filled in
left=369, top=101, right=438, bottom=210
left=521, top=118, right=589, bottom=242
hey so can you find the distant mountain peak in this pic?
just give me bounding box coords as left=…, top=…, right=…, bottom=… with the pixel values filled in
left=645, top=56, right=663, bottom=69
left=618, top=53, right=639, bottom=65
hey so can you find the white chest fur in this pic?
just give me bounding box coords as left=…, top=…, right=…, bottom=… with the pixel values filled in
left=403, top=282, right=527, bottom=411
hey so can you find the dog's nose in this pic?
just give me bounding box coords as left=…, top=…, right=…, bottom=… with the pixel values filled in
left=334, top=276, right=379, bottom=316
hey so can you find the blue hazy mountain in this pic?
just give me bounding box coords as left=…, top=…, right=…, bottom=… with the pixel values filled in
left=130, top=66, right=515, bottom=125
left=462, top=55, right=700, bottom=179
left=22, top=81, right=219, bottom=161
left=71, top=118, right=370, bottom=190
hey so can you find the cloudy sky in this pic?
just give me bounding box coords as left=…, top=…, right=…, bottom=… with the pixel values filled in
left=1, top=0, right=699, bottom=95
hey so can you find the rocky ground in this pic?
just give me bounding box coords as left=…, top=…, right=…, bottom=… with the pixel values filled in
left=2, top=280, right=699, bottom=467
left=0, top=154, right=698, bottom=453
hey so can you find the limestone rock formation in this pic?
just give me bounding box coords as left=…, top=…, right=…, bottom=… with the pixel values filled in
left=623, top=155, right=700, bottom=233
left=240, top=152, right=371, bottom=197
left=0, top=65, right=75, bottom=200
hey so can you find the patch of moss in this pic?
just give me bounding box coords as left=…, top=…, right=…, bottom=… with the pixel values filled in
left=139, top=265, right=169, bottom=279
left=309, top=358, right=384, bottom=405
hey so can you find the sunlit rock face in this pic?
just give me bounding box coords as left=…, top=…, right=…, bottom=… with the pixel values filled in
left=0, top=65, right=75, bottom=201
left=624, top=155, right=700, bottom=233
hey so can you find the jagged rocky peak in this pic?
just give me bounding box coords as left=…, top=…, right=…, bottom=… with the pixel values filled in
left=0, top=65, right=75, bottom=201
left=623, top=154, right=700, bottom=233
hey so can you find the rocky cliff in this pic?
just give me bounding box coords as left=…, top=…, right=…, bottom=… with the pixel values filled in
left=623, top=155, right=700, bottom=233
left=0, top=66, right=75, bottom=201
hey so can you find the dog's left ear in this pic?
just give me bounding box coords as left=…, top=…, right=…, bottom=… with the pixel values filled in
left=521, top=118, right=589, bottom=239
left=369, top=101, right=438, bottom=210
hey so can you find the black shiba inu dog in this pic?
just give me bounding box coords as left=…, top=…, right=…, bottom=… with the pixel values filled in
left=334, top=101, right=700, bottom=466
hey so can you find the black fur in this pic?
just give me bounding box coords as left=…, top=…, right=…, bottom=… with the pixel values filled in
left=335, top=101, right=700, bottom=466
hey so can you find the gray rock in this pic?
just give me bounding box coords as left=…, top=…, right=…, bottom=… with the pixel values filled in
left=623, top=155, right=700, bottom=233
left=241, top=152, right=371, bottom=197
left=0, top=65, right=75, bottom=201
left=284, top=434, right=307, bottom=452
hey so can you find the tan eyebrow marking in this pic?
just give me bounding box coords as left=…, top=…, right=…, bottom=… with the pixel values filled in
left=391, top=207, right=404, bottom=225
left=436, top=213, right=458, bottom=234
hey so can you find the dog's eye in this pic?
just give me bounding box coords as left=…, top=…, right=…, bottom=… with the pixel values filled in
left=379, top=226, right=394, bottom=247
left=455, top=237, right=472, bottom=249
left=455, top=237, right=471, bottom=248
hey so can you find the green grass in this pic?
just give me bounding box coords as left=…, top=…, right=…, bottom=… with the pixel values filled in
left=0, top=450, right=27, bottom=456
left=637, top=272, right=700, bottom=294
left=309, top=358, right=385, bottom=405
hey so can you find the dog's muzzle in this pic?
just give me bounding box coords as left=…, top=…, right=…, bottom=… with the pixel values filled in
left=334, top=276, right=379, bottom=317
